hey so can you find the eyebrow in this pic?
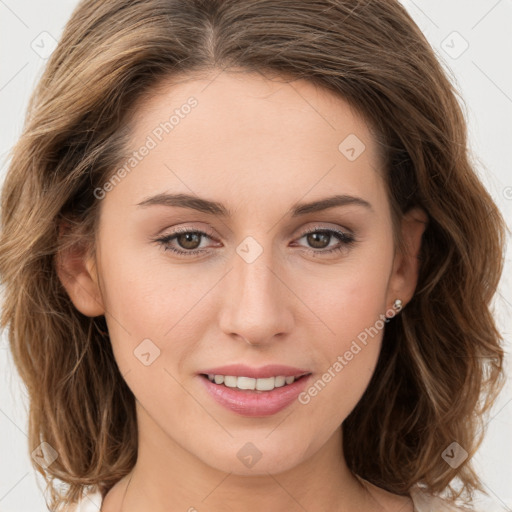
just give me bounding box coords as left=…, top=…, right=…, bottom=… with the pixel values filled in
left=136, top=192, right=373, bottom=216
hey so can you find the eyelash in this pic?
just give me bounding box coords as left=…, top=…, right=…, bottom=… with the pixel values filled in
left=153, top=225, right=356, bottom=258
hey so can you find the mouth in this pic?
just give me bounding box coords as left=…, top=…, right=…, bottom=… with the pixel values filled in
left=198, top=371, right=313, bottom=417
left=199, top=372, right=311, bottom=393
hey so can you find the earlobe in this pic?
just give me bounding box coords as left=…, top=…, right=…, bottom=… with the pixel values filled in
left=387, top=207, right=429, bottom=309
left=55, top=226, right=105, bottom=317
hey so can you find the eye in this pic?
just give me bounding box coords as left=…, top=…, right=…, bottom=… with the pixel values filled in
left=292, top=225, right=356, bottom=255
left=152, top=225, right=356, bottom=258
left=153, top=226, right=217, bottom=257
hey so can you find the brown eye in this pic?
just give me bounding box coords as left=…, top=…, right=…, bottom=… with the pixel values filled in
left=294, top=227, right=356, bottom=255
left=153, top=226, right=356, bottom=258
left=175, top=232, right=202, bottom=250
left=154, top=228, right=215, bottom=256
left=306, top=231, right=331, bottom=249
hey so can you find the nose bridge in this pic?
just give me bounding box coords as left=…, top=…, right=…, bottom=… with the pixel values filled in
left=218, top=237, right=293, bottom=344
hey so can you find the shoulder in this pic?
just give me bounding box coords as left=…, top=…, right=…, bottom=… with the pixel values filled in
left=409, top=485, right=475, bottom=512
left=68, top=482, right=477, bottom=512
left=357, top=475, right=474, bottom=512
left=66, top=486, right=103, bottom=512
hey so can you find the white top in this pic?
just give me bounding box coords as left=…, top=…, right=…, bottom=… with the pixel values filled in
left=409, top=486, right=472, bottom=511
left=70, top=484, right=473, bottom=511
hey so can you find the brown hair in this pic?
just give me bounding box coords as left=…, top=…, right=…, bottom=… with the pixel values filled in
left=0, top=0, right=507, bottom=510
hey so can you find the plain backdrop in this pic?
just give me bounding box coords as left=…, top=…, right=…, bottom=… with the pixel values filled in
left=0, top=1, right=511, bottom=511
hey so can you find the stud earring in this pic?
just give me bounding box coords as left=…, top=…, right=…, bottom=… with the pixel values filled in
left=385, top=298, right=403, bottom=321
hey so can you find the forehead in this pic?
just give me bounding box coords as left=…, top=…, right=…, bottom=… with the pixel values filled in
left=131, top=70, right=377, bottom=155
left=107, top=70, right=387, bottom=216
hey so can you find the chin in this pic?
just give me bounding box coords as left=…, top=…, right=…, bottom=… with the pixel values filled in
left=194, top=435, right=310, bottom=476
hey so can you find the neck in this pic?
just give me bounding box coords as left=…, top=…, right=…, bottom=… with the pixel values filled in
left=114, top=403, right=372, bottom=512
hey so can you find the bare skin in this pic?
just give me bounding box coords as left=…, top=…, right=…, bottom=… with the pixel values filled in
left=58, top=69, right=426, bottom=512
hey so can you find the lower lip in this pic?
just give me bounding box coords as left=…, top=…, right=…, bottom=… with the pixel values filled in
left=199, top=374, right=312, bottom=417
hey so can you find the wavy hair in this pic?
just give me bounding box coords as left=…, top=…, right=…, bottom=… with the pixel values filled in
left=0, top=0, right=507, bottom=510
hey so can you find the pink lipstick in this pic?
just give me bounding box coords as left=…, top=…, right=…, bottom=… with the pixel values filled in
left=197, top=364, right=312, bottom=417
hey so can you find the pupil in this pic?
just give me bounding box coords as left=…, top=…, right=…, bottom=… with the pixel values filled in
left=308, top=232, right=329, bottom=249
left=179, top=233, right=200, bottom=249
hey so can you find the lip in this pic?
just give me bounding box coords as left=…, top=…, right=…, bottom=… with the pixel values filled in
left=198, top=364, right=311, bottom=379
left=198, top=372, right=313, bottom=417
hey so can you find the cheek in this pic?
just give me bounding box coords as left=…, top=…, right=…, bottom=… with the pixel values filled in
left=97, top=236, right=227, bottom=402
left=300, top=247, right=392, bottom=346
left=97, top=252, right=205, bottom=419
left=95, top=232, right=191, bottom=368
left=295, top=249, right=392, bottom=414
left=298, top=291, right=386, bottom=426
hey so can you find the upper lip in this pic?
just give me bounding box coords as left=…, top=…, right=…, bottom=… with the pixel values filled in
left=199, top=364, right=312, bottom=379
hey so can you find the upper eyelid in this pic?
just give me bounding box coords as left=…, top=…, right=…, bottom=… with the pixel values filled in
left=160, top=223, right=353, bottom=240
left=158, top=224, right=355, bottom=247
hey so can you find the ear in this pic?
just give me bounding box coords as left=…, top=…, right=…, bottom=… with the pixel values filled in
left=386, top=206, right=428, bottom=310
left=55, top=222, right=105, bottom=317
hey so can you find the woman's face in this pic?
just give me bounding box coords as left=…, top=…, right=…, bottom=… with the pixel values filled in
left=62, top=70, right=425, bottom=477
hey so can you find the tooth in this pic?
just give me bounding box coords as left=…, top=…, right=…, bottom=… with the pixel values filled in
left=255, top=377, right=275, bottom=391
left=224, top=375, right=238, bottom=387
left=209, top=374, right=299, bottom=390
left=274, top=376, right=286, bottom=387
left=237, top=376, right=256, bottom=390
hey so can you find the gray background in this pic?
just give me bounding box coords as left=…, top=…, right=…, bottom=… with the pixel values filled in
left=0, top=1, right=511, bottom=511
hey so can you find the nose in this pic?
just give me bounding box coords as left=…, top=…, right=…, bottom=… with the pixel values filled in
left=218, top=241, right=295, bottom=346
